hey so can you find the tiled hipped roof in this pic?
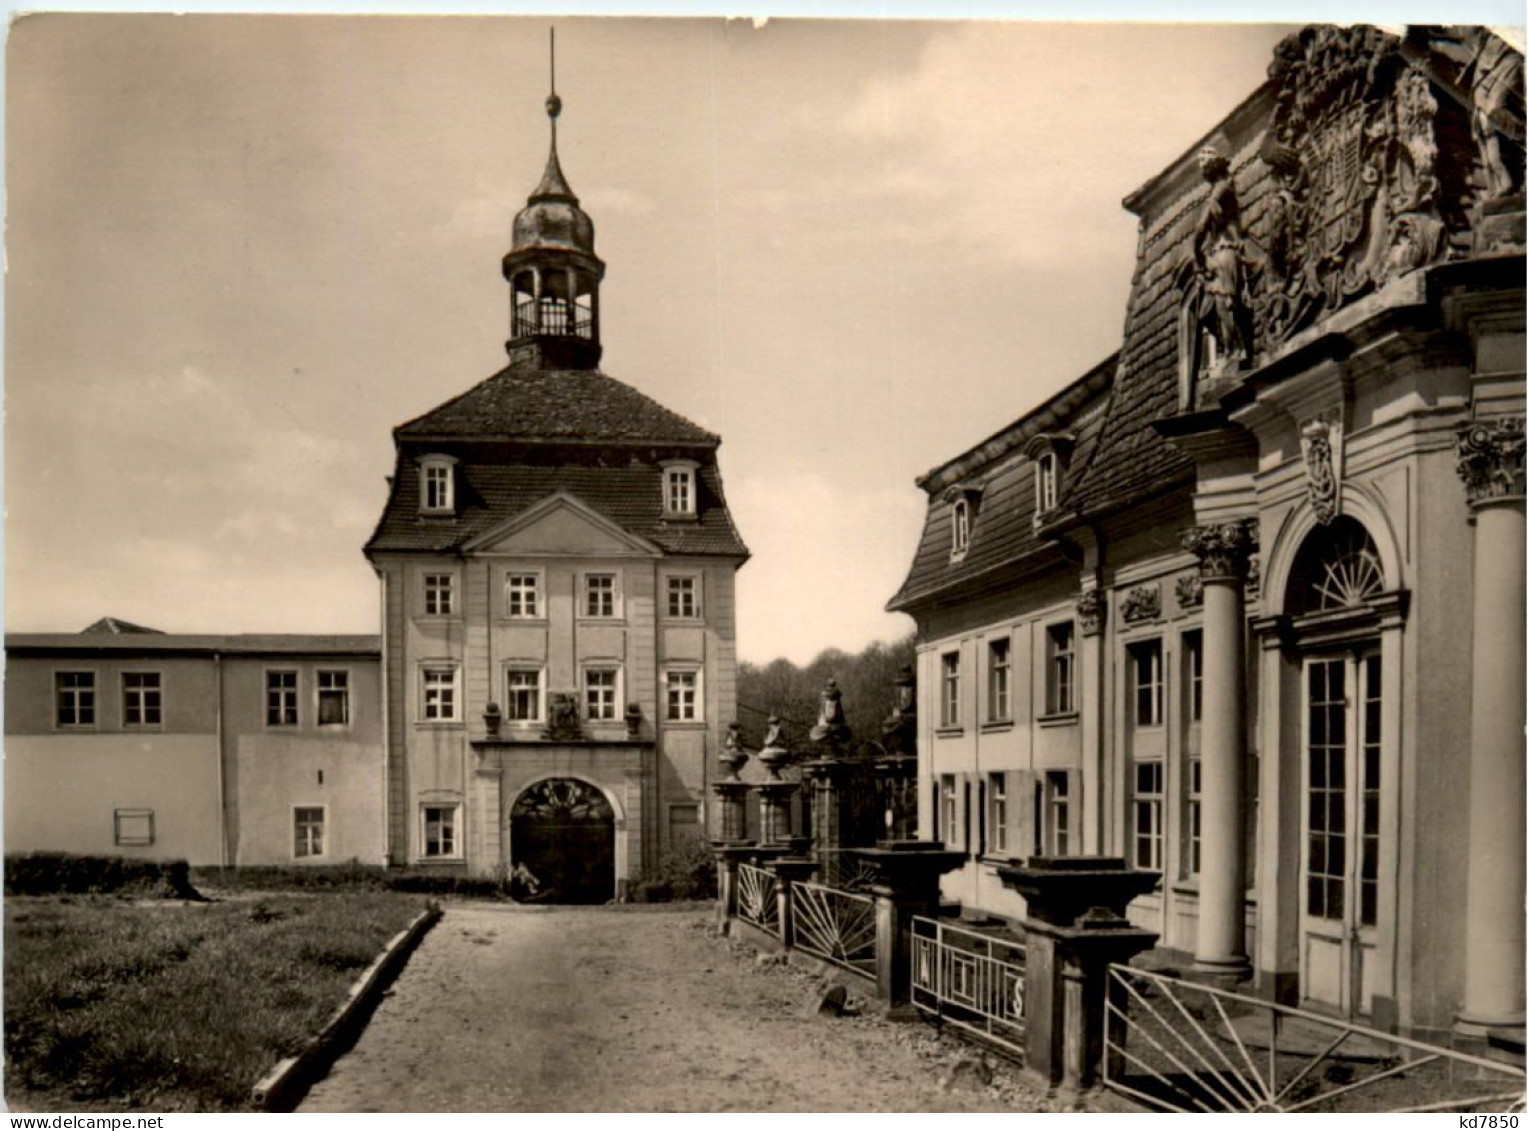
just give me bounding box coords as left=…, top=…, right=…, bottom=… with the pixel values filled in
left=366, top=461, right=749, bottom=558
left=887, top=359, right=1113, bottom=612
left=397, top=361, right=718, bottom=445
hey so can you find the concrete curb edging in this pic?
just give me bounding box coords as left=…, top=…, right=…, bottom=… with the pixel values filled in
left=251, top=903, right=443, bottom=1112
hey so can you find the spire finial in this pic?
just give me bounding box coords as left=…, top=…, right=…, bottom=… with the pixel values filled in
left=546, top=27, right=561, bottom=122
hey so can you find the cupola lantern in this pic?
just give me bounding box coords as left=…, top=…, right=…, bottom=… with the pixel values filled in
left=502, top=29, right=605, bottom=368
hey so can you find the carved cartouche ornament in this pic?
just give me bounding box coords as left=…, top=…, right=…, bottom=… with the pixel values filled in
left=1182, top=520, right=1259, bottom=583
left=541, top=692, right=584, bottom=742
left=1249, top=26, right=1489, bottom=353
left=1175, top=572, right=1204, bottom=610
left=1076, top=589, right=1105, bottom=637
left=1456, top=417, right=1526, bottom=505
left=1302, top=418, right=1340, bottom=525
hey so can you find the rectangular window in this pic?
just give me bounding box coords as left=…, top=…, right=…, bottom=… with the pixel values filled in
left=1046, top=623, right=1075, bottom=716
left=666, top=467, right=694, bottom=514
left=114, top=808, right=155, bottom=847
left=424, top=573, right=455, bottom=616
left=1046, top=771, right=1070, bottom=856
left=1185, top=629, right=1203, bottom=724
left=267, top=670, right=298, bottom=727
left=55, top=671, right=96, bottom=728
left=1036, top=452, right=1059, bottom=513
left=940, top=652, right=961, bottom=728
left=952, top=499, right=970, bottom=557
left=987, top=638, right=1011, bottom=722
left=988, top=772, right=1008, bottom=855
left=422, top=667, right=459, bottom=722
left=666, top=670, right=700, bottom=721
left=317, top=670, right=349, bottom=726
left=1130, top=638, right=1164, bottom=728
left=666, top=575, right=699, bottom=619
left=294, top=807, right=325, bottom=858
left=422, top=805, right=459, bottom=858
left=585, top=573, right=617, bottom=618
left=506, top=668, right=542, bottom=722
left=506, top=573, right=541, bottom=618
left=1186, top=756, right=1203, bottom=877
left=940, top=774, right=959, bottom=849
left=585, top=668, right=618, bottom=721
left=1133, top=760, right=1164, bottom=871
left=122, top=672, right=162, bottom=728
left=424, top=464, right=451, bottom=511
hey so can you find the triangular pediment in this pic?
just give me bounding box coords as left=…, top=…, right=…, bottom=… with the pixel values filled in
left=462, top=491, right=662, bottom=557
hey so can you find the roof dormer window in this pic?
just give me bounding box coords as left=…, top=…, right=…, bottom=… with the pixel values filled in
left=661, top=460, right=698, bottom=520
left=1024, top=434, right=1075, bottom=525
left=943, top=484, right=982, bottom=562
left=419, top=455, right=458, bottom=516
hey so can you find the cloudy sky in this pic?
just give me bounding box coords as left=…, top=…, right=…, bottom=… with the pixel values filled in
left=1, top=14, right=1365, bottom=662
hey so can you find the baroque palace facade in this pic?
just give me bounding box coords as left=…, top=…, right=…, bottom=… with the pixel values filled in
left=888, top=25, right=1525, bottom=1044
left=6, top=80, right=747, bottom=904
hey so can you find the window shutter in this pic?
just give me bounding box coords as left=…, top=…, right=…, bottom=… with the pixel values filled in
left=977, top=776, right=987, bottom=857
left=962, top=776, right=972, bottom=854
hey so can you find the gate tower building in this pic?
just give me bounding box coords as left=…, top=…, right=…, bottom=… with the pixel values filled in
left=364, top=62, right=748, bottom=900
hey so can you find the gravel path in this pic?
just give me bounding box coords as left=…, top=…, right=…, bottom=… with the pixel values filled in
left=298, top=903, right=1055, bottom=1112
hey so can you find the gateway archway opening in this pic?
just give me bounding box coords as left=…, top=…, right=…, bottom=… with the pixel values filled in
left=509, top=778, right=616, bottom=905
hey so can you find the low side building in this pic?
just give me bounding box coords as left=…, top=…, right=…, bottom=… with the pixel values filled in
left=4, top=621, right=384, bottom=867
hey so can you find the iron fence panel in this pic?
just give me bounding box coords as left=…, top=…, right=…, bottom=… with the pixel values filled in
left=1102, top=964, right=1526, bottom=1113
left=736, top=862, right=779, bottom=932
left=790, top=880, right=877, bottom=977
left=910, top=915, right=1027, bottom=1059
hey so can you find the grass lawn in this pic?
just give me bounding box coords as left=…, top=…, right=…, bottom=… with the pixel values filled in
left=5, top=891, right=427, bottom=1111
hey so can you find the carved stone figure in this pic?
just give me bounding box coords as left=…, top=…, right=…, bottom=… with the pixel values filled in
left=719, top=721, right=749, bottom=780
left=1463, top=30, right=1526, bottom=202
left=881, top=665, right=917, bottom=756
left=1120, top=585, right=1163, bottom=624
left=1183, top=145, right=1257, bottom=376
left=1175, top=572, right=1204, bottom=610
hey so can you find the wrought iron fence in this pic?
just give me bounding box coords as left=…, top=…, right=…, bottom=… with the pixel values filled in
left=790, top=880, right=877, bottom=978
left=910, top=916, right=1027, bottom=1059
left=1103, top=964, right=1527, bottom=1113
left=736, top=862, right=779, bottom=932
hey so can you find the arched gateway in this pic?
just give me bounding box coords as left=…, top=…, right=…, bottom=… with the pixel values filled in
left=509, top=778, right=616, bottom=904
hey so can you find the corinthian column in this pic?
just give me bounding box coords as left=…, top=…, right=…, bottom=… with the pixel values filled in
left=1182, top=518, right=1257, bottom=984
left=1456, top=417, right=1526, bottom=1033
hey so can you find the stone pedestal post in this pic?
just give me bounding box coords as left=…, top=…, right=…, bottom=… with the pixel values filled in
left=756, top=781, right=797, bottom=846
left=803, top=755, right=856, bottom=872
left=1456, top=418, right=1527, bottom=1035
left=768, top=856, right=817, bottom=952
left=711, top=844, right=756, bottom=932
left=1182, top=519, right=1256, bottom=984
left=1000, top=857, right=1159, bottom=1097
left=853, top=841, right=966, bottom=1010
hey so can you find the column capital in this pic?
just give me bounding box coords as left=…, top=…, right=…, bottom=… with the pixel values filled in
left=1181, top=518, right=1259, bottom=584
left=1456, top=416, right=1525, bottom=508
left=1075, top=589, right=1105, bottom=637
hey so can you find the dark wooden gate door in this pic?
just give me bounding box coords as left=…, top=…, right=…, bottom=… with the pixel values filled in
left=509, top=779, right=615, bottom=904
